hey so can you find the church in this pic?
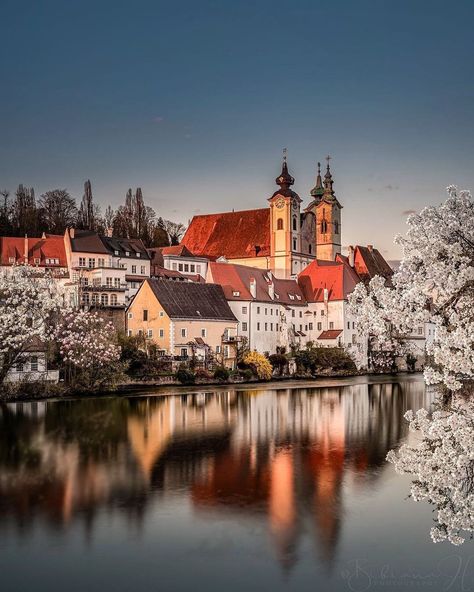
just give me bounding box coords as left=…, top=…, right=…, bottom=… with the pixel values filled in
left=181, top=154, right=342, bottom=279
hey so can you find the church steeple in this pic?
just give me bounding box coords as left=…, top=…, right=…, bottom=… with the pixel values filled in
left=310, top=161, right=324, bottom=198
left=323, top=155, right=334, bottom=195
left=275, top=148, right=295, bottom=190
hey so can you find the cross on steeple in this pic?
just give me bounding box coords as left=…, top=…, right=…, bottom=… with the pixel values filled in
left=325, top=154, right=331, bottom=166
left=283, top=147, right=287, bottom=163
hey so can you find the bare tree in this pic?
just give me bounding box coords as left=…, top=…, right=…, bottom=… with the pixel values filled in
left=162, top=219, right=186, bottom=245
left=39, top=189, right=78, bottom=234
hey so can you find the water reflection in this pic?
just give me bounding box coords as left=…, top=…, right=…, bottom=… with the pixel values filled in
left=0, top=378, right=430, bottom=570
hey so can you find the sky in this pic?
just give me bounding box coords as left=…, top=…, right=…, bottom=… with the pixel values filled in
left=1, top=0, right=473, bottom=258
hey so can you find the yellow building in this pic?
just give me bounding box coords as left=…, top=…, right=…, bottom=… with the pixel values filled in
left=126, top=279, right=238, bottom=366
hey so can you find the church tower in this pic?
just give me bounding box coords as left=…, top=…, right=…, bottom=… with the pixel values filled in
left=309, top=157, right=342, bottom=261
left=268, top=150, right=303, bottom=278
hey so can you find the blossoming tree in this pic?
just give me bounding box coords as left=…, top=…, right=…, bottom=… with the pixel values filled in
left=387, top=398, right=474, bottom=546
left=55, top=311, right=121, bottom=389
left=349, top=186, right=474, bottom=392
left=0, top=266, right=64, bottom=385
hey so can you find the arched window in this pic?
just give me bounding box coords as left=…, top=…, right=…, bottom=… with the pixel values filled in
left=308, top=244, right=312, bottom=254
left=292, top=217, right=297, bottom=231
left=277, top=218, right=284, bottom=230
left=321, top=219, right=328, bottom=233
left=334, top=221, right=339, bottom=234
left=293, top=239, right=297, bottom=251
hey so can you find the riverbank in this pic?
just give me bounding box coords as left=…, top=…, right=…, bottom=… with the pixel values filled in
left=0, top=370, right=423, bottom=403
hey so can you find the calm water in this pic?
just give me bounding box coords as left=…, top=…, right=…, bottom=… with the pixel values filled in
left=1, top=375, right=473, bottom=592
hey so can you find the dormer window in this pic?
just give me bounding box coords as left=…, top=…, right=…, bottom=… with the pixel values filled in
left=114, top=250, right=119, bottom=255
left=136, top=252, right=141, bottom=257
left=296, top=295, right=301, bottom=300
left=232, top=291, right=240, bottom=297
left=125, top=251, right=130, bottom=256
left=8, top=257, right=15, bottom=264
left=35, top=258, right=41, bottom=265
left=289, top=294, right=295, bottom=300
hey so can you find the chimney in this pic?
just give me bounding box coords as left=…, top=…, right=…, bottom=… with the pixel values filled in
left=268, top=281, right=275, bottom=300
left=249, top=277, right=257, bottom=299
left=69, top=228, right=75, bottom=239
left=24, top=234, right=28, bottom=263
left=367, top=244, right=373, bottom=253
left=348, top=245, right=355, bottom=267
left=41, top=232, right=46, bottom=239
left=106, top=227, right=113, bottom=238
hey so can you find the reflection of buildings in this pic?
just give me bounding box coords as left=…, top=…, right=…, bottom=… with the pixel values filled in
left=0, top=379, right=431, bottom=569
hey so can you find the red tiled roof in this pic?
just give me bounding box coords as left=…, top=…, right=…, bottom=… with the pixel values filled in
left=208, top=262, right=306, bottom=305
left=161, top=244, right=195, bottom=257
left=298, top=259, right=360, bottom=302
left=181, top=208, right=270, bottom=259
left=340, top=246, right=393, bottom=285
left=318, top=329, right=343, bottom=340
left=0, top=235, right=67, bottom=267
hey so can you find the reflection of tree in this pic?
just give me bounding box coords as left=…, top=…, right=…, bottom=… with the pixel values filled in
left=387, top=394, right=474, bottom=546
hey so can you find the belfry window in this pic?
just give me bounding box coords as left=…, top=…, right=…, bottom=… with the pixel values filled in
left=321, top=219, right=328, bottom=233
left=293, top=238, right=297, bottom=251
left=277, top=218, right=284, bottom=230
left=292, top=217, right=297, bottom=231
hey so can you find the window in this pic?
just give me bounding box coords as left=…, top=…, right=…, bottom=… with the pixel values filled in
left=180, top=348, right=188, bottom=358
left=98, top=258, right=105, bottom=267
left=201, top=328, right=207, bottom=338
left=265, top=308, right=268, bottom=315
left=114, top=278, right=120, bottom=288
left=8, top=256, right=15, bottom=264
left=92, top=293, right=99, bottom=305
left=321, top=220, right=328, bottom=233
left=242, top=306, right=248, bottom=314
left=353, top=322, right=355, bottom=329
left=216, top=345, right=221, bottom=354
left=132, top=265, right=137, bottom=274
left=128, top=312, right=133, bottom=319
left=181, top=328, right=187, bottom=338
left=82, top=293, right=90, bottom=305
left=196, top=265, right=201, bottom=274
left=138, top=329, right=143, bottom=336
left=276, top=324, right=279, bottom=331
left=292, top=310, right=295, bottom=318
left=317, top=322, right=322, bottom=331
left=292, top=217, right=297, bottom=231
left=143, top=309, right=148, bottom=321
left=159, top=329, right=164, bottom=338
left=172, top=262, right=177, bottom=270
left=137, top=253, right=141, bottom=258
left=265, top=323, right=268, bottom=331
left=308, top=244, right=312, bottom=254
left=270, top=323, right=273, bottom=331
left=352, top=334, right=357, bottom=345
left=242, top=322, right=248, bottom=332
left=159, top=311, right=164, bottom=317
left=257, top=322, right=260, bottom=330
left=178, top=263, right=183, bottom=271
left=190, top=264, right=195, bottom=273
left=184, top=264, right=189, bottom=272
left=299, top=311, right=302, bottom=318
left=329, top=321, right=334, bottom=329
left=88, top=258, right=95, bottom=268
left=16, top=360, right=24, bottom=372
left=125, top=251, right=130, bottom=257
left=106, top=277, right=113, bottom=287
left=257, top=306, right=260, bottom=314
left=299, top=325, right=302, bottom=331
left=127, top=330, right=132, bottom=337
left=101, top=294, right=108, bottom=306
left=141, top=266, right=145, bottom=275
left=233, top=291, right=240, bottom=297
left=347, top=321, right=350, bottom=329
left=110, top=294, right=117, bottom=306
left=277, top=218, right=284, bottom=230
left=114, top=250, right=119, bottom=255
left=335, top=221, right=339, bottom=234
left=36, top=258, right=42, bottom=265
left=293, top=239, right=297, bottom=251
left=321, top=310, right=325, bottom=316
left=147, top=329, right=153, bottom=338
left=309, top=322, right=313, bottom=330
left=418, top=327, right=423, bottom=335
left=79, top=257, right=86, bottom=267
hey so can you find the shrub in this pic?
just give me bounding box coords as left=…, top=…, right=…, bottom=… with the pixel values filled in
left=295, top=346, right=356, bottom=374
left=195, top=368, right=212, bottom=380
left=243, top=351, right=272, bottom=381
left=175, top=365, right=195, bottom=385
left=240, top=368, right=254, bottom=381
left=213, top=366, right=230, bottom=382
left=268, top=353, right=288, bottom=375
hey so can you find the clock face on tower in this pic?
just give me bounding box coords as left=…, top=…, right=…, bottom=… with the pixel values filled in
left=275, top=198, right=285, bottom=209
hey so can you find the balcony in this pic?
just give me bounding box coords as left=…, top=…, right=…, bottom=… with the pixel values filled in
left=80, top=283, right=128, bottom=292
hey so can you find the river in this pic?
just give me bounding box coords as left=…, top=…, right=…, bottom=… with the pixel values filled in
left=1, top=375, right=473, bottom=591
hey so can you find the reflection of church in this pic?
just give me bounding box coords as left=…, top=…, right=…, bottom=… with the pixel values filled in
left=0, top=381, right=431, bottom=570
left=182, top=154, right=343, bottom=279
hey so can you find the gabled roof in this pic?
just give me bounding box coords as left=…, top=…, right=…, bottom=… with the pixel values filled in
left=208, top=262, right=307, bottom=305
left=181, top=208, right=270, bottom=259
left=338, top=246, right=393, bottom=285
left=318, top=329, right=343, bottom=340
left=298, top=259, right=360, bottom=302
left=145, top=279, right=237, bottom=321
left=70, top=230, right=149, bottom=259
left=0, top=235, right=67, bottom=267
